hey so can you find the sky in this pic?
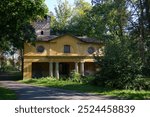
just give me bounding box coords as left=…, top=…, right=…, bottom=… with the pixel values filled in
left=45, top=0, right=92, bottom=13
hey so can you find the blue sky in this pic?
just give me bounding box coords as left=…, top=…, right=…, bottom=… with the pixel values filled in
left=45, top=0, right=92, bottom=13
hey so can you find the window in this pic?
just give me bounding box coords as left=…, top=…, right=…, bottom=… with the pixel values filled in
left=87, top=47, right=95, bottom=54
left=64, top=45, right=70, bottom=53
left=41, top=31, right=44, bottom=35
left=36, top=45, right=45, bottom=53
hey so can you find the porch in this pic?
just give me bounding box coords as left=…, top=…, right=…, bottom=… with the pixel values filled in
left=32, top=62, right=96, bottom=79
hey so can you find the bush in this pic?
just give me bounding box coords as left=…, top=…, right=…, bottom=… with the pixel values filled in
left=70, top=70, right=81, bottom=82
left=94, top=37, right=145, bottom=90
left=93, top=76, right=150, bottom=90
left=0, top=64, right=18, bottom=72
left=130, top=78, right=150, bottom=90
left=81, top=75, right=95, bottom=84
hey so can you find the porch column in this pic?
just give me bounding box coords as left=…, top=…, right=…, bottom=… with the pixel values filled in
left=49, top=62, right=53, bottom=77
left=75, top=62, right=79, bottom=73
left=80, top=62, right=85, bottom=76
left=55, top=62, right=59, bottom=79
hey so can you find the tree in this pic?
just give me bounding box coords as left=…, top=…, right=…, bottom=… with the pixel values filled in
left=51, top=0, right=72, bottom=35
left=74, top=0, right=92, bottom=16
left=0, top=0, right=48, bottom=77
left=88, top=0, right=150, bottom=90
left=67, top=0, right=92, bottom=36
left=0, top=0, right=48, bottom=51
left=125, top=0, right=150, bottom=76
left=51, top=0, right=92, bottom=36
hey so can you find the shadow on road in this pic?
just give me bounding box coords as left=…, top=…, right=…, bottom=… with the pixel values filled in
left=0, top=81, right=116, bottom=100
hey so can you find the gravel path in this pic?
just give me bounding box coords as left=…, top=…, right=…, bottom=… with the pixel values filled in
left=0, top=81, right=116, bottom=100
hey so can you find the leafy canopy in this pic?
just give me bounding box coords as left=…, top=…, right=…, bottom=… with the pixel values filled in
left=0, top=0, right=48, bottom=50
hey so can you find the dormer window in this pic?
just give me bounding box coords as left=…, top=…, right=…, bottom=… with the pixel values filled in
left=64, top=45, right=70, bottom=53
left=41, top=31, right=44, bottom=35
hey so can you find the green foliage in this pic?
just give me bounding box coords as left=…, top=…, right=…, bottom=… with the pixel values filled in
left=0, top=57, right=19, bottom=72
left=126, top=0, right=150, bottom=77
left=81, top=75, right=95, bottom=84
left=66, top=0, right=92, bottom=36
left=0, top=64, right=18, bottom=72
left=51, top=0, right=72, bottom=35
left=22, top=78, right=150, bottom=99
left=0, top=87, right=17, bottom=100
left=70, top=70, right=81, bottom=82
left=51, top=0, right=92, bottom=36
left=88, top=0, right=150, bottom=90
left=0, top=0, right=48, bottom=50
left=70, top=70, right=95, bottom=84
left=94, top=36, right=146, bottom=90
left=126, top=78, right=150, bottom=90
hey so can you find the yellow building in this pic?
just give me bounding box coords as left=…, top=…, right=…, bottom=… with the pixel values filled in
left=23, top=17, right=103, bottom=79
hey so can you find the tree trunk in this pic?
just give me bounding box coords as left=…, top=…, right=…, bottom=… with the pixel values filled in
left=144, top=0, right=150, bottom=30
left=20, top=49, right=24, bottom=79
left=139, top=0, right=145, bottom=64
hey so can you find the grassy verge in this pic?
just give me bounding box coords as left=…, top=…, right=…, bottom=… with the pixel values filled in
left=21, top=78, right=150, bottom=100
left=0, top=87, right=17, bottom=100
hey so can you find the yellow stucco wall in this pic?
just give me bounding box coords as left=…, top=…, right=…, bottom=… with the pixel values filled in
left=24, top=35, right=102, bottom=57
left=23, top=35, right=103, bottom=78
left=23, top=62, right=32, bottom=79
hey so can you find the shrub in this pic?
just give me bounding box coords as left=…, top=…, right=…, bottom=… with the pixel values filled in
left=0, top=63, right=18, bottom=72
left=94, top=37, right=145, bottom=90
left=93, top=76, right=150, bottom=90
left=130, top=78, right=150, bottom=90
left=70, top=70, right=81, bottom=82
left=81, top=75, right=95, bottom=84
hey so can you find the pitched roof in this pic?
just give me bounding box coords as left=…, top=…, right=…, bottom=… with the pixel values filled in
left=37, top=34, right=101, bottom=44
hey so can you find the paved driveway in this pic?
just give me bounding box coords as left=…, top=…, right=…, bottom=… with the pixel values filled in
left=0, top=81, right=116, bottom=100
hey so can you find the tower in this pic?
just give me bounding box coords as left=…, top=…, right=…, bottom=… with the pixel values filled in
left=33, top=15, right=50, bottom=38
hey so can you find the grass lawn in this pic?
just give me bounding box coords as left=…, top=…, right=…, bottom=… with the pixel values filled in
left=22, top=78, right=150, bottom=100
left=0, top=87, right=17, bottom=100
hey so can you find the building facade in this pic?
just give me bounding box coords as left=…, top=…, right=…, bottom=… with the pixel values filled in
left=23, top=17, right=103, bottom=79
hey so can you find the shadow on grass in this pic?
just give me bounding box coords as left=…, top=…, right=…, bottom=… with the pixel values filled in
left=22, top=79, right=150, bottom=100
left=60, top=84, right=150, bottom=100
left=23, top=79, right=111, bottom=92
